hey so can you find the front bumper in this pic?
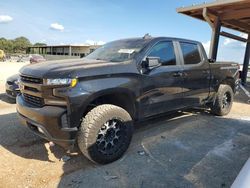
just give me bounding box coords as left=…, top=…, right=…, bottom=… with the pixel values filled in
left=16, top=94, right=78, bottom=149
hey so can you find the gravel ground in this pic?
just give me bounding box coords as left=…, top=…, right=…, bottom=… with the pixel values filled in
left=0, top=63, right=249, bottom=188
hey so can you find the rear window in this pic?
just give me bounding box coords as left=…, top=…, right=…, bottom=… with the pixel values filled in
left=180, top=42, right=201, bottom=65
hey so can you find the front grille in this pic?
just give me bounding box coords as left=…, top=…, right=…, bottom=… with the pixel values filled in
left=25, top=86, right=39, bottom=92
left=21, top=75, right=43, bottom=84
left=23, top=93, right=44, bottom=107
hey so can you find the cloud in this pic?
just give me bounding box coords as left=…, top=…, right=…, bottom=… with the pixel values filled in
left=202, top=40, right=210, bottom=55
left=50, top=23, right=64, bottom=31
left=224, top=38, right=233, bottom=46
left=202, top=33, right=247, bottom=63
left=0, top=15, right=13, bottom=23
left=85, top=40, right=105, bottom=45
left=41, top=39, right=47, bottom=43
left=240, top=33, right=248, bottom=47
left=240, top=33, right=248, bottom=39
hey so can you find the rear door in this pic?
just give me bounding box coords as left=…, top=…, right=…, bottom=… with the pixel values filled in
left=140, top=40, right=184, bottom=117
left=178, top=41, right=210, bottom=106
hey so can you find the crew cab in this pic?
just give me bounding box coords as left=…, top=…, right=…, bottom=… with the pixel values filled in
left=16, top=36, right=239, bottom=164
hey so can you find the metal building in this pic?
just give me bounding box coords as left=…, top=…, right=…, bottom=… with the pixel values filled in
left=27, top=44, right=101, bottom=60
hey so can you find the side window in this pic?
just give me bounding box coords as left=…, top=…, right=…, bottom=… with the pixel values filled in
left=180, top=42, right=201, bottom=65
left=148, top=41, right=176, bottom=66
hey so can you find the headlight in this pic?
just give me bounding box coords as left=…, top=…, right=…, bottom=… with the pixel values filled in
left=46, top=78, right=78, bottom=87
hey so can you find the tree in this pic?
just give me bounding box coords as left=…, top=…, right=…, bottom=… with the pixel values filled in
left=0, top=38, right=14, bottom=53
left=13, top=36, right=31, bottom=53
left=34, top=42, right=47, bottom=46
left=0, top=36, right=46, bottom=54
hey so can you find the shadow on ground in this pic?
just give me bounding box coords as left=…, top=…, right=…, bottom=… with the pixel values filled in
left=235, top=84, right=250, bottom=104
left=57, top=109, right=250, bottom=188
left=1, top=108, right=250, bottom=188
left=0, top=112, right=60, bottom=162
left=0, top=93, right=16, bottom=104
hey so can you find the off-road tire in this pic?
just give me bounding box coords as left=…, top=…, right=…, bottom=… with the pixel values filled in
left=78, top=104, right=133, bottom=164
left=210, top=84, right=234, bottom=116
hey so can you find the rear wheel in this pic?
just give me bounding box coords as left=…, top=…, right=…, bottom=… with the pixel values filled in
left=78, top=104, right=133, bottom=164
left=210, top=84, right=234, bottom=116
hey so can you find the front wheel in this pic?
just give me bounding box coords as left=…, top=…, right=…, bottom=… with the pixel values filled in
left=210, top=84, right=234, bottom=116
left=78, top=104, right=134, bottom=164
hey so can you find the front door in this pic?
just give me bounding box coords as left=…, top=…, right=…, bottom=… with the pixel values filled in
left=139, top=41, right=184, bottom=118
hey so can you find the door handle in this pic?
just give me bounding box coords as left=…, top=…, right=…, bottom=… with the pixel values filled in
left=202, top=70, right=210, bottom=74
left=173, top=72, right=183, bottom=77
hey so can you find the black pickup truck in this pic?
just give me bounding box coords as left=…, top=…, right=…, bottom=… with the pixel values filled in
left=17, top=36, right=239, bottom=164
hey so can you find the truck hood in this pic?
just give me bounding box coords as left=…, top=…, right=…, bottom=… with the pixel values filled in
left=20, top=58, right=137, bottom=78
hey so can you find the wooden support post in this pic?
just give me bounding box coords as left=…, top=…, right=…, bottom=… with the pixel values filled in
left=209, top=17, right=221, bottom=60
left=202, top=8, right=221, bottom=60
left=220, top=31, right=247, bottom=43
left=242, top=34, right=250, bottom=85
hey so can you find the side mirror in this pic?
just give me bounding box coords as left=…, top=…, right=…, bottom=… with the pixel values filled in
left=208, top=58, right=215, bottom=63
left=146, top=57, right=161, bottom=68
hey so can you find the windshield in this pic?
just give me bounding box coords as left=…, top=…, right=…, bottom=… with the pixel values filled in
left=86, top=39, right=150, bottom=62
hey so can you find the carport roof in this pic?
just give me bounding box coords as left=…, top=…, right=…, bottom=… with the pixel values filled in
left=177, top=0, right=250, bottom=34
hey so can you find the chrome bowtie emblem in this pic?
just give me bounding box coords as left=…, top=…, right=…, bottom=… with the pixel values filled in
left=19, top=83, right=24, bottom=90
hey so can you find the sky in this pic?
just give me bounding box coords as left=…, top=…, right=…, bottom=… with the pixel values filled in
left=0, top=0, right=248, bottom=63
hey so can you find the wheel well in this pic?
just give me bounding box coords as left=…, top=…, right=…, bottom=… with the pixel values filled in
left=83, top=93, right=136, bottom=120
left=220, top=78, right=235, bottom=93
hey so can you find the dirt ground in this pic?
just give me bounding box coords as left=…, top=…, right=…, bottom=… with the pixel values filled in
left=0, top=62, right=249, bottom=188
left=0, top=62, right=29, bottom=93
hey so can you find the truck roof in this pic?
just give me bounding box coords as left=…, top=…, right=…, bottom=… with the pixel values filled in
left=113, top=36, right=202, bottom=46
